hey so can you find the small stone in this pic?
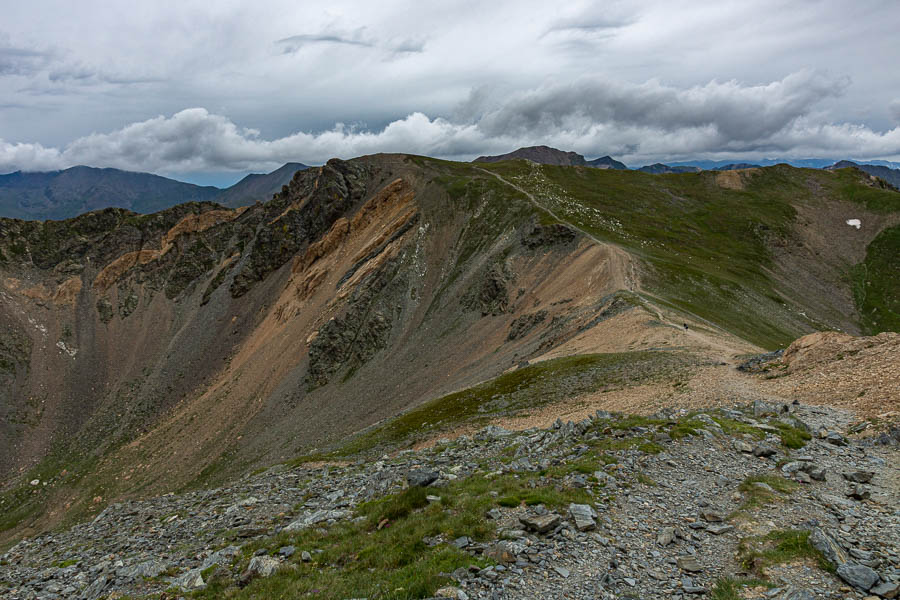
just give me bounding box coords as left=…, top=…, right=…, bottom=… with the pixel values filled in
left=677, top=556, right=702, bottom=572
left=568, top=503, right=597, bottom=531
left=843, top=471, right=875, bottom=484
left=485, top=508, right=502, bottom=520
left=700, top=509, right=725, bottom=522
left=753, top=444, right=778, bottom=457
left=807, top=465, right=826, bottom=481
left=484, top=541, right=517, bottom=565
left=733, top=439, right=754, bottom=453
left=707, top=524, right=734, bottom=535
left=407, top=470, right=439, bottom=487
left=826, top=432, right=848, bottom=446
left=870, top=581, right=899, bottom=599
left=809, top=528, right=849, bottom=566
left=847, top=484, right=871, bottom=500
left=300, top=551, right=312, bottom=562
left=553, top=565, right=570, bottom=578
left=435, top=586, right=464, bottom=598
left=174, top=569, right=205, bottom=590
left=657, top=527, right=676, bottom=546
left=245, top=555, right=281, bottom=579
left=781, top=588, right=816, bottom=600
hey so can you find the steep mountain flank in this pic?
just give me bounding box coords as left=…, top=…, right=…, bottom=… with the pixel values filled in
left=212, top=162, right=310, bottom=209
left=482, top=160, right=900, bottom=347
left=0, top=155, right=898, bottom=546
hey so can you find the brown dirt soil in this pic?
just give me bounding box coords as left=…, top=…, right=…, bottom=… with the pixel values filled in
left=52, top=277, right=83, bottom=305
left=759, top=331, right=900, bottom=419
left=715, top=168, right=760, bottom=190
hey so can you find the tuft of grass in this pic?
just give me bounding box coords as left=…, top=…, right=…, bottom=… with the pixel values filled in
left=738, top=529, right=834, bottom=576
left=636, top=472, right=657, bottom=487
left=769, top=420, right=812, bottom=449
left=359, top=487, right=430, bottom=525
left=712, top=416, right=766, bottom=440
left=710, top=577, right=773, bottom=600
left=735, top=474, right=799, bottom=513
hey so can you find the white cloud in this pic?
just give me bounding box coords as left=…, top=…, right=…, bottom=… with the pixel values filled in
left=2, top=71, right=900, bottom=174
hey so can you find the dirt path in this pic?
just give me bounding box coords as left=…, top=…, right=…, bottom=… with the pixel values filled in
left=478, top=166, right=747, bottom=359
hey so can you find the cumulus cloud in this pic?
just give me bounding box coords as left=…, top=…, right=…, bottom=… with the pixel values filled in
left=2, top=71, right=899, bottom=175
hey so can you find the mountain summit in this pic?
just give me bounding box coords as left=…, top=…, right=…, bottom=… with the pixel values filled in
left=473, top=146, right=627, bottom=169
left=474, top=145, right=589, bottom=166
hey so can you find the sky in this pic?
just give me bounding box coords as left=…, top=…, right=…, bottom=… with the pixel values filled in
left=1, top=0, right=899, bottom=185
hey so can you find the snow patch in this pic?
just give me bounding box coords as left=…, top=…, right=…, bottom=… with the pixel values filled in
left=846, top=219, right=861, bottom=229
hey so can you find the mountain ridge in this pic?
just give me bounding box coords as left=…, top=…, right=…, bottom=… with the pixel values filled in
left=0, top=163, right=310, bottom=221
left=0, top=153, right=898, bottom=550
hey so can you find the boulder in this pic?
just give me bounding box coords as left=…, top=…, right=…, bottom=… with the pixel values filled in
left=520, top=513, right=561, bottom=533
left=568, top=503, right=597, bottom=531
left=836, top=563, right=880, bottom=591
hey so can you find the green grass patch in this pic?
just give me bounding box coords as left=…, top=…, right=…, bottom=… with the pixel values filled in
left=709, top=577, right=773, bottom=600
left=336, top=351, right=692, bottom=456
left=636, top=472, right=657, bottom=487
left=852, top=224, right=900, bottom=334
left=193, top=472, right=589, bottom=599
left=738, top=529, right=834, bottom=576
left=769, top=420, right=812, bottom=449
left=712, top=416, right=767, bottom=440
left=588, top=436, right=664, bottom=454
left=735, top=474, right=799, bottom=513
left=479, top=161, right=900, bottom=348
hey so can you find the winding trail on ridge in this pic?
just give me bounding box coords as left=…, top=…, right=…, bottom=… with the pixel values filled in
left=476, top=166, right=749, bottom=363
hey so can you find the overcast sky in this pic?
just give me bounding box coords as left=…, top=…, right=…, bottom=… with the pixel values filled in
left=1, top=0, right=899, bottom=185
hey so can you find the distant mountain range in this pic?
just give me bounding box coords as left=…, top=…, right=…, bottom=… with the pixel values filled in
left=3, top=148, right=898, bottom=222
left=636, top=163, right=702, bottom=174
left=474, top=146, right=900, bottom=186
left=0, top=163, right=309, bottom=221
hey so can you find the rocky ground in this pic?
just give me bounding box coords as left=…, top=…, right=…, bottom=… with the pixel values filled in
left=1, top=398, right=898, bottom=600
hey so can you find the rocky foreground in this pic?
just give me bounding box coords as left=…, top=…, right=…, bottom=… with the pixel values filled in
left=1, top=400, right=898, bottom=600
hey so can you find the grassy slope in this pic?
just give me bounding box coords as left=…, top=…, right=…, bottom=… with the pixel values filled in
left=329, top=351, right=694, bottom=457
left=852, top=224, right=900, bottom=334
left=479, top=162, right=900, bottom=348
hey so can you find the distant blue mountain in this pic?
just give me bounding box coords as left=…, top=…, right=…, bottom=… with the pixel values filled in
left=664, top=158, right=900, bottom=170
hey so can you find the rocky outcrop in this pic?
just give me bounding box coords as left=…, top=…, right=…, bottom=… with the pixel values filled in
left=2, top=401, right=897, bottom=599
